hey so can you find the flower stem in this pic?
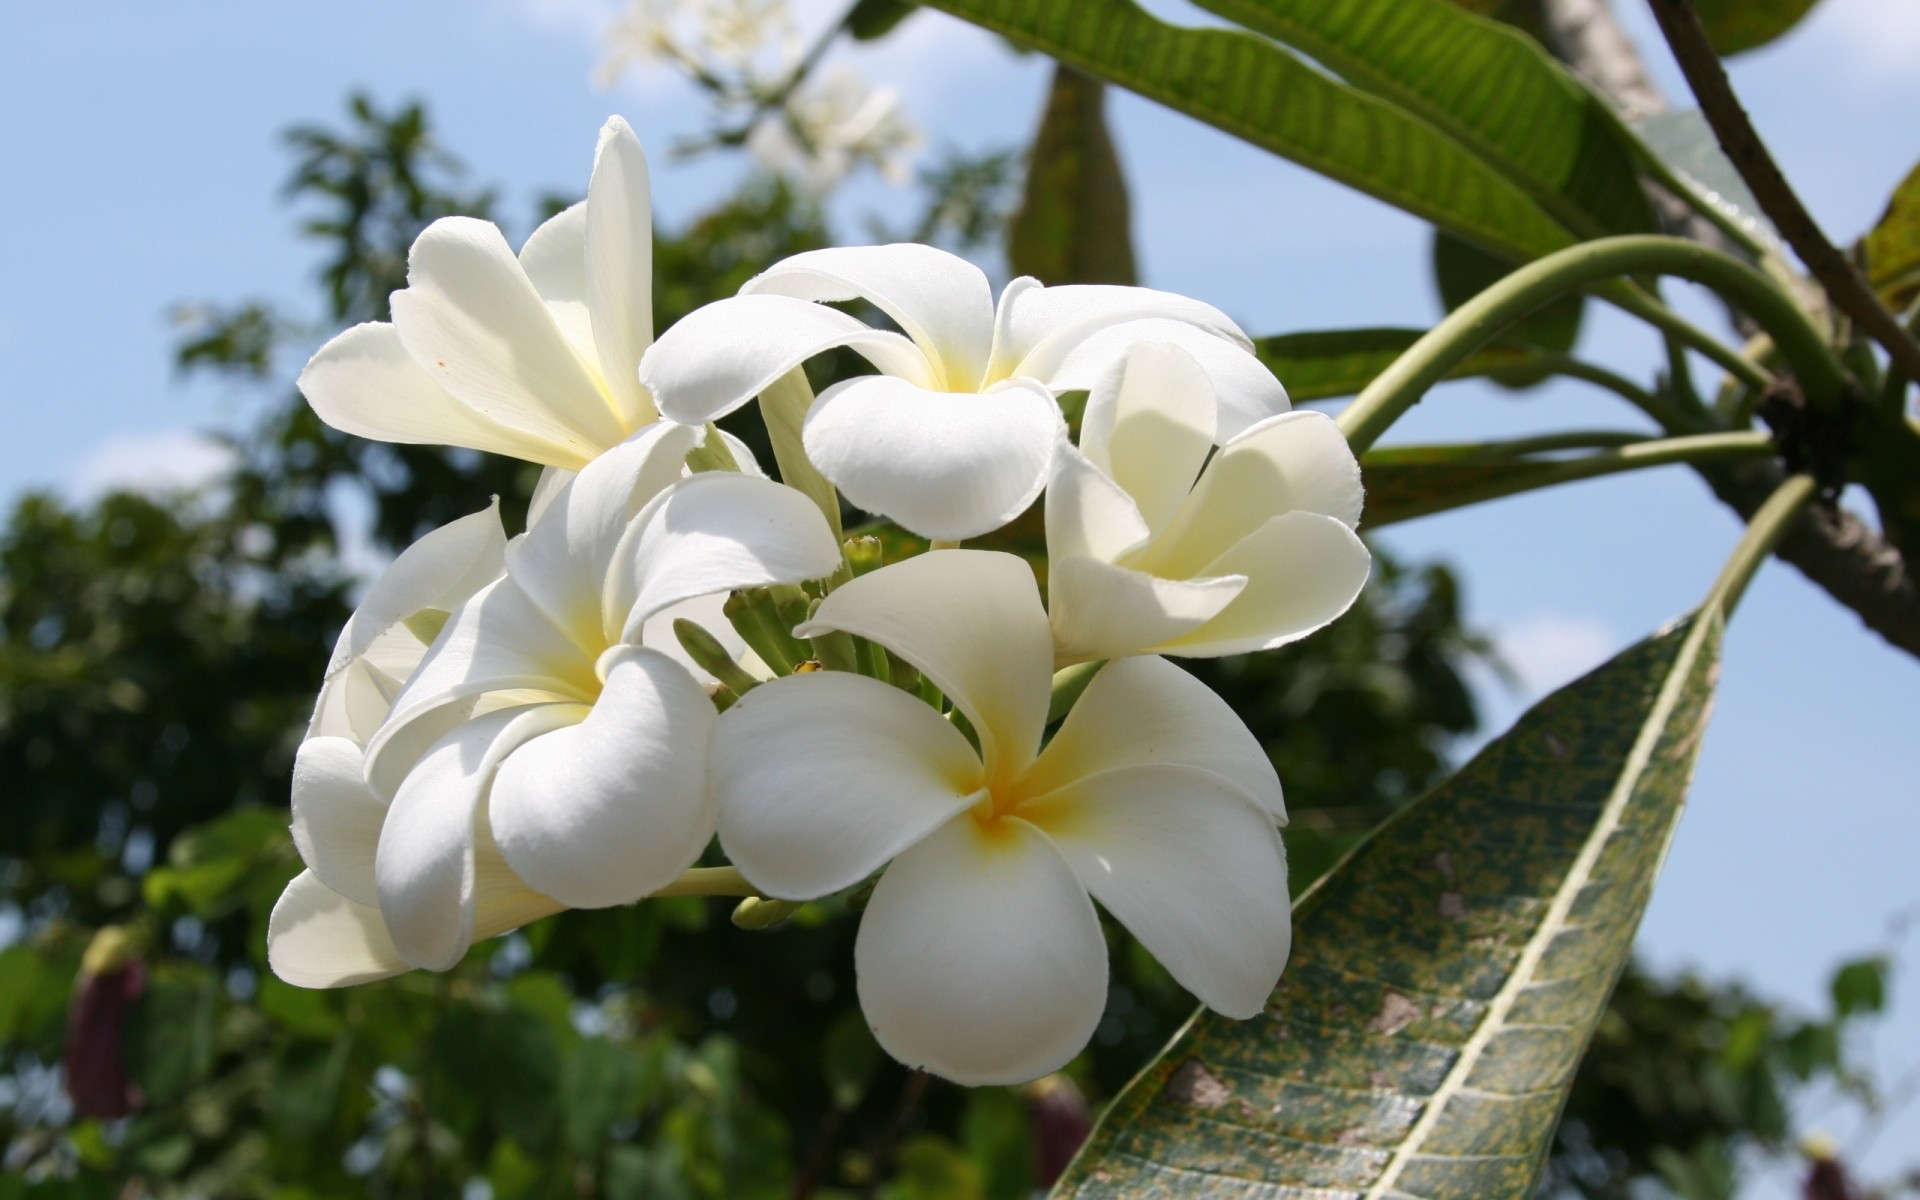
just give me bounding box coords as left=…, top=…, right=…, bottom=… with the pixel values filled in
left=1362, top=431, right=1776, bottom=529
left=1337, top=236, right=1850, bottom=455
left=1702, top=473, right=1819, bottom=619
left=1528, top=354, right=1702, bottom=431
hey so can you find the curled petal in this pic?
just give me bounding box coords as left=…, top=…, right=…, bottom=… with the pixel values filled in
left=1047, top=319, right=1288, bottom=443
left=1158, top=512, right=1372, bottom=658
left=585, top=116, right=656, bottom=429
left=1077, top=343, right=1216, bottom=533
left=518, top=201, right=597, bottom=367
left=392, top=216, right=627, bottom=457
left=803, top=375, right=1064, bottom=540
left=1045, top=443, right=1150, bottom=566
left=1026, top=764, right=1290, bottom=1018
left=714, top=671, right=984, bottom=900
left=743, top=244, right=995, bottom=389
left=1023, top=655, right=1284, bottom=820
left=1046, top=555, right=1242, bottom=666
left=1148, top=410, right=1364, bottom=578
left=797, top=550, right=1053, bottom=781
left=991, top=280, right=1250, bottom=384
left=490, top=647, right=716, bottom=908
left=291, top=736, right=385, bottom=906
left=375, top=704, right=582, bottom=970
left=615, top=474, right=843, bottom=642
left=856, top=816, right=1107, bottom=1086
left=328, top=499, right=507, bottom=677
left=641, top=293, right=933, bottom=425
left=268, top=871, right=409, bottom=988
left=506, top=422, right=702, bottom=644
left=299, top=322, right=586, bottom=468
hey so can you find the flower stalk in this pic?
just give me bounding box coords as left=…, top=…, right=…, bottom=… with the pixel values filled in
left=1703, top=472, right=1819, bottom=618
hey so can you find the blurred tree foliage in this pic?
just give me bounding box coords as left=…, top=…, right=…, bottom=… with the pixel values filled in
left=0, top=94, right=1898, bottom=1200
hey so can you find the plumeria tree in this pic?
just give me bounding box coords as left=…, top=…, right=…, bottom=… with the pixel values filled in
left=4, top=0, right=1919, bottom=1197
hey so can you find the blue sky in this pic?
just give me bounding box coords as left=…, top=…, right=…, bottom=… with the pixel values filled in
left=4, top=0, right=1918, bottom=1188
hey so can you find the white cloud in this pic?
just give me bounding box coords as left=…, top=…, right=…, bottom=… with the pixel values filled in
left=1488, top=612, right=1620, bottom=702
left=69, top=429, right=236, bottom=501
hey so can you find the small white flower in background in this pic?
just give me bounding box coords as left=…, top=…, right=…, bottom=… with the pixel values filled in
left=640, top=245, right=1288, bottom=539
left=300, top=117, right=689, bottom=474
left=711, top=551, right=1291, bottom=1086
left=273, top=424, right=841, bottom=984
left=596, top=0, right=800, bottom=90
left=1048, top=341, right=1371, bottom=663
left=268, top=500, right=560, bottom=987
left=747, top=67, right=921, bottom=195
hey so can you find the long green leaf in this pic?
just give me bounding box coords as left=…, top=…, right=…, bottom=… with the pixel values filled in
left=1053, top=613, right=1724, bottom=1198
left=1008, top=66, right=1139, bottom=285
left=1256, top=328, right=1532, bottom=401
left=919, top=0, right=1577, bottom=263
left=1194, top=0, right=1654, bottom=240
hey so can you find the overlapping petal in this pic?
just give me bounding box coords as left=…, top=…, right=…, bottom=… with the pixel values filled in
left=1155, top=512, right=1374, bottom=658
left=795, top=550, right=1052, bottom=780
left=1046, top=555, right=1243, bottom=666
left=488, top=647, right=717, bottom=909
left=268, top=872, right=410, bottom=989
left=1076, top=344, right=1215, bottom=533
left=290, top=737, right=386, bottom=907
left=855, top=816, right=1107, bottom=1087
left=584, top=116, right=656, bottom=428
left=803, top=375, right=1064, bottom=540
left=1045, top=318, right=1289, bottom=442
left=327, top=499, right=507, bottom=677
left=714, top=671, right=985, bottom=900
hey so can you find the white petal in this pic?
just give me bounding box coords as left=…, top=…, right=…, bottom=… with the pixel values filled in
left=802, top=375, right=1064, bottom=540
left=268, top=871, right=409, bottom=988
left=518, top=201, right=597, bottom=367
left=299, top=322, right=586, bottom=467
left=375, top=704, right=583, bottom=970
left=641, top=293, right=934, bottom=425
left=991, top=280, right=1251, bottom=385
left=526, top=465, right=575, bottom=528
left=328, top=499, right=507, bottom=677
left=291, top=736, right=385, bottom=906
left=585, top=116, right=657, bottom=429
left=1023, top=655, right=1284, bottom=820
left=1046, top=555, right=1243, bottom=666
left=1049, top=320, right=1288, bottom=443
left=615, top=474, right=843, bottom=642
left=796, top=550, right=1051, bottom=781
left=1027, top=764, right=1290, bottom=1018
left=1158, top=513, right=1373, bottom=658
left=392, top=216, right=627, bottom=458
left=1078, top=343, right=1215, bottom=533
left=742, top=244, right=995, bottom=390
left=506, top=422, right=702, bottom=645
left=856, top=815, right=1107, bottom=1086
left=1146, top=410, right=1364, bottom=578
left=715, top=429, right=767, bottom=478
left=1045, top=442, right=1150, bottom=565
left=488, top=647, right=715, bottom=908
left=713, top=672, right=984, bottom=900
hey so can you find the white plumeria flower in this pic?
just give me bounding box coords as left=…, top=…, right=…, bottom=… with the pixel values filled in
left=747, top=67, right=922, bottom=195
left=269, top=499, right=545, bottom=987
left=299, top=117, right=674, bottom=473
left=639, top=244, right=1288, bottom=540
left=712, top=550, right=1291, bottom=1086
left=1048, top=341, right=1372, bottom=664
left=283, top=424, right=839, bottom=981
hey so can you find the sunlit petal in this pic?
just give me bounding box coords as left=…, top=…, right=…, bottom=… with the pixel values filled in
left=1077, top=342, right=1215, bottom=533
left=1157, top=512, right=1372, bottom=658
left=1045, top=319, right=1288, bottom=443
left=291, top=736, right=385, bottom=907
left=585, top=116, right=657, bottom=429
left=1046, top=554, right=1242, bottom=666
left=268, top=871, right=409, bottom=988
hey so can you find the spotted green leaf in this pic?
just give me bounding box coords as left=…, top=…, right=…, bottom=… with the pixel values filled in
left=1255, top=328, right=1533, bottom=402
left=1052, top=613, right=1724, bottom=1198
left=918, top=0, right=1577, bottom=263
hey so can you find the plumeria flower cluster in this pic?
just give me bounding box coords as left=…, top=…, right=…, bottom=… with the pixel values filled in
left=270, top=117, right=1369, bottom=1086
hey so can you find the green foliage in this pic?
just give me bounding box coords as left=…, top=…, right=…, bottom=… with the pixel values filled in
left=1254, top=327, right=1534, bottom=401
left=1865, top=161, right=1920, bottom=311
left=1056, top=614, right=1723, bottom=1196
left=1433, top=230, right=1585, bottom=388
left=1007, top=66, right=1136, bottom=286
left=1692, top=0, right=1824, bottom=56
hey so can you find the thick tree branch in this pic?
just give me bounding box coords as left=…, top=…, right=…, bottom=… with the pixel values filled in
left=1646, top=0, right=1920, bottom=386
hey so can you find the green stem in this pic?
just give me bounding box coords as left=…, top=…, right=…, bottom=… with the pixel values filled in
left=1601, top=282, right=1768, bottom=393
left=1339, top=236, right=1847, bottom=454
left=1530, top=355, right=1700, bottom=430
left=1363, top=432, right=1776, bottom=530
left=1047, top=660, right=1106, bottom=722
left=759, top=369, right=842, bottom=540
left=1701, top=473, right=1819, bottom=618
left=1364, top=430, right=1657, bottom=464
left=651, top=867, right=761, bottom=898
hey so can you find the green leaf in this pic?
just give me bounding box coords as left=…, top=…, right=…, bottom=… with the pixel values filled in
left=1255, top=327, right=1534, bottom=402
left=126, top=967, right=220, bottom=1103
left=1008, top=66, right=1137, bottom=286
left=1192, top=0, right=1654, bottom=240
left=1053, top=614, right=1724, bottom=1198
left=1693, top=0, right=1822, bottom=55
left=1830, top=957, right=1888, bottom=1019
left=845, top=0, right=918, bottom=40
left=1864, top=161, right=1920, bottom=310
left=919, top=0, right=1578, bottom=262
left=1433, top=231, right=1584, bottom=388
left=1631, top=110, right=1780, bottom=253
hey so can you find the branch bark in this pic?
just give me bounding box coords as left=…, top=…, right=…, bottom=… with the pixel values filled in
left=1533, top=0, right=1920, bottom=661
left=1646, top=0, right=1920, bottom=386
